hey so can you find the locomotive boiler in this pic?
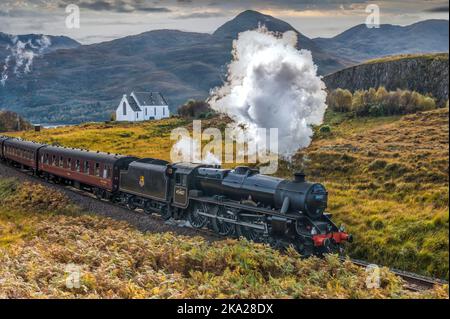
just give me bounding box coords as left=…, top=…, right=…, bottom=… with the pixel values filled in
left=196, top=166, right=328, bottom=219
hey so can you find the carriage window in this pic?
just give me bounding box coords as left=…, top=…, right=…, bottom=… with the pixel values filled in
left=67, top=158, right=72, bottom=169
left=103, top=165, right=111, bottom=178
left=84, top=161, right=90, bottom=174
left=95, top=163, right=100, bottom=176
left=44, top=153, right=49, bottom=164
left=52, top=155, right=56, bottom=166
left=59, top=156, right=64, bottom=168
left=75, top=160, right=80, bottom=172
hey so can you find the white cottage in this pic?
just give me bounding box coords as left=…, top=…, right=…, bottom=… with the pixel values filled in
left=115, top=91, right=170, bottom=122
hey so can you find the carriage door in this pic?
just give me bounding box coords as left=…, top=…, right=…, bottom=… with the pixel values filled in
left=173, top=173, right=188, bottom=207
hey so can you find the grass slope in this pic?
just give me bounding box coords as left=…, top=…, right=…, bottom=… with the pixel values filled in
left=8, top=108, right=450, bottom=279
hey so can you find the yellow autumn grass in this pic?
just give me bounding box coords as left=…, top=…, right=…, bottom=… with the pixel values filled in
left=0, top=179, right=447, bottom=298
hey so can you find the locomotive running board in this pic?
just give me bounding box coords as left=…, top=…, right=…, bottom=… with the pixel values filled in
left=193, top=196, right=301, bottom=221
left=196, top=210, right=266, bottom=231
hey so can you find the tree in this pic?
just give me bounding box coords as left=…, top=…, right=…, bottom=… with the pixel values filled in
left=327, top=89, right=353, bottom=112
left=178, top=100, right=215, bottom=118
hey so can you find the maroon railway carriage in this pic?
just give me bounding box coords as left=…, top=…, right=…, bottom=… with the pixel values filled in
left=0, top=136, right=10, bottom=159
left=38, top=146, right=137, bottom=195
left=3, top=138, right=47, bottom=171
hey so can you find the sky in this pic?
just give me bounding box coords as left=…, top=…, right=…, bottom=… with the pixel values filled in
left=0, top=0, right=448, bottom=44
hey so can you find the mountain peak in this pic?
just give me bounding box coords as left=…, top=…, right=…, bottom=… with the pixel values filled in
left=213, top=10, right=298, bottom=39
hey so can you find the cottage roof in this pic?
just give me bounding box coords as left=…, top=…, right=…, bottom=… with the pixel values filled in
left=132, top=92, right=168, bottom=107
left=127, top=95, right=142, bottom=112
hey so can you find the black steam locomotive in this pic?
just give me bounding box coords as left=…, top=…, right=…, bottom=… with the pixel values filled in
left=0, top=136, right=352, bottom=256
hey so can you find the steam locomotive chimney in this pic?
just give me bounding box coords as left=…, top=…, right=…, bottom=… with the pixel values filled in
left=294, top=172, right=306, bottom=183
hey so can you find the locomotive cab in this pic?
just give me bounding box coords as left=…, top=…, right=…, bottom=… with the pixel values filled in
left=171, top=163, right=213, bottom=208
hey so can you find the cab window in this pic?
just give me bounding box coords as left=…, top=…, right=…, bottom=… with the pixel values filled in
left=175, top=173, right=187, bottom=187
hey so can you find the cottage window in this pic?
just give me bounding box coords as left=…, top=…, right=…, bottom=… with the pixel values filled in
left=123, top=102, right=127, bottom=115
left=145, top=108, right=147, bottom=116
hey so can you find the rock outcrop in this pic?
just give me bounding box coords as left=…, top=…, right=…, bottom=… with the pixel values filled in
left=324, top=53, right=449, bottom=104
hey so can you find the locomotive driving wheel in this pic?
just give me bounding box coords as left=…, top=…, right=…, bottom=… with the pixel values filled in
left=188, top=202, right=208, bottom=229
left=127, top=196, right=137, bottom=210
left=159, top=206, right=172, bottom=221
left=211, top=206, right=236, bottom=236
left=236, top=212, right=267, bottom=243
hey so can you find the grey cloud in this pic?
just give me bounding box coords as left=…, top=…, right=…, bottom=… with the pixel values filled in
left=57, top=0, right=172, bottom=13
left=78, top=1, right=112, bottom=11
left=175, top=11, right=227, bottom=19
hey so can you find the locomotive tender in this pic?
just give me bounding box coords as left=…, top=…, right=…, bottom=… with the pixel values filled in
left=0, top=136, right=352, bottom=256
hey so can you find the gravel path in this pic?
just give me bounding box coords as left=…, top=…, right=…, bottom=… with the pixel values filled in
left=0, top=162, right=219, bottom=240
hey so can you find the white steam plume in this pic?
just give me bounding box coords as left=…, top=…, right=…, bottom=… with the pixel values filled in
left=208, top=27, right=327, bottom=159
left=172, top=136, right=221, bottom=165
left=1, top=35, right=51, bottom=86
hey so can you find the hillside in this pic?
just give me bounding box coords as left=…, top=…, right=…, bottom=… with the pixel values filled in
left=314, top=20, right=449, bottom=62
left=1, top=12, right=448, bottom=124
left=8, top=107, right=449, bottom=279
left=293, top=108, right=449, bottom=279
left=324, top=53, right=449, bottom=104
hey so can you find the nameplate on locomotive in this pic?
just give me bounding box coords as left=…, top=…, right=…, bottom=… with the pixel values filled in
left=175, top=187, right=186, bottom=196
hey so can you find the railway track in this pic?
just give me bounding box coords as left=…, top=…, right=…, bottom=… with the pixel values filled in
left=1, top=162, right=447, bottom=292
left=344, top=258, right=448, bottom=292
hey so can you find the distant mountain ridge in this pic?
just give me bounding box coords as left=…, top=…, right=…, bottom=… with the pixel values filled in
left=0, top=10, right=448, bottom=124
left=0, top=32, right=80, bottom=60
left=314, top=19, right=449, bottom=62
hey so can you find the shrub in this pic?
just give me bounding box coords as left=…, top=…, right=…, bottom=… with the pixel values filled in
left=328, top=87, right=437, bottom=117
left=178, top=100, right=215, bottom=119
left=0, top=110, right=33, bottom=132
left=327, top=88, right=352, bottom=112
left=319, top=125, right=331, bottom=133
